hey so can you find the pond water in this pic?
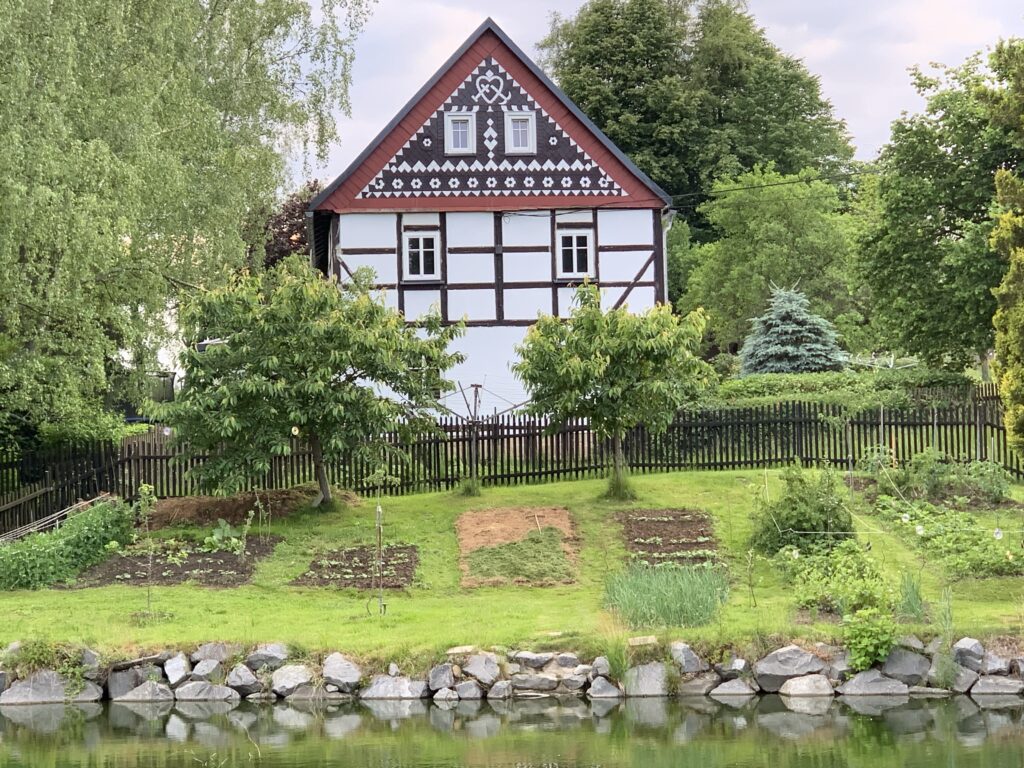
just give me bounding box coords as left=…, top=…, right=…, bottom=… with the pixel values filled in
left=2, top=695, right=1024, bottom=767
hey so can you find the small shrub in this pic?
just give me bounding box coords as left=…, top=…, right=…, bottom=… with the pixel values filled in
left=896, top=571, right=927, bottom=622
left=785, top=540, right=893, bottom=615
left=604, top=564, right=729, bottom=628
left=0, top=499, right=134, bottom=590
left=843, top=607, right=898, bottom=671
left=750, top=464, right=853, bottom=556
left=906, top=448, right=953, bottom=499
left=953, top=461, right=1011, bottom=504
left=599, top=635, right=630, bottom=681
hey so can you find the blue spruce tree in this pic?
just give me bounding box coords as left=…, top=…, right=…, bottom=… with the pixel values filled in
left=739, top=287, right=846, bottom=375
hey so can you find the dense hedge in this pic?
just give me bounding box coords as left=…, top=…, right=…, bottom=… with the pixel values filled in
left=0, top=499, right=134, bottom=590
left=707, top=369, right=975, bottom=409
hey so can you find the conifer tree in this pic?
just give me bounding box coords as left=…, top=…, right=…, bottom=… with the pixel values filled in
left=739, top=287, right=846, bottom=375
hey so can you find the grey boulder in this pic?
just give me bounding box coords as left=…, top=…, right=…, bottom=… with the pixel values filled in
left=226, top=664, right=262, bottom=697
left=971, top=676, right=1024, bottom=695
left=107, top=666, right=161, bottom=700
left=191, top=643, right=238, bottom=665
left=709, top=678, right=757, bottom=697
left=511, top=673, right=558, bottom=691
left=714, top=657, right=748, bottom=681
left=953, top=638, right=984, bottom=672
left=514, top=651, right=554, bottom=669
left=175, top=681, right=241, bottom=702
left=271, top=665, right=314, bottom=698
left=623, top=663, right=667, bottom=697
left=587, top=676, right=623, bottom=699
left=428, top=663, right=455, bottom=691
left=455, top=680, right=483, bottom=699
left=754, top=646, right=826, bottom=693
left=245, top=643, right=289, bottom=672
left=360, top=675, right=428, bottom=700
left=556, top=653, right=580, bottom=668
left=677, top=672, right=721, bottom=696
left=433, top=687, right=459, bottom=703
left=0, top=670, right=7, bottom=695
left=670, top=642, right=710, bottom=674
left=164, top=653, right=192, bottom=689
left=837, top=670, right=909, bottom=696
left=487, top=680, right=513, bottom=700
left=882, top=648, right=931, bottom=686
left=115, top=681, right=175, bottom=703
left=0, top=671, right=103, bottom=704
left=191, top=659, right=222, bottom=682
left=591, top=657, right=611, bottom=679
left=778, top=674, right=834, bottom=697
left=927, top=659, right=978, bottom=694
left=981, top=653, right=1011, bottom=676
left=322, top=653, right=362, bottom=693
left=463, top=654, right=500, bottom=687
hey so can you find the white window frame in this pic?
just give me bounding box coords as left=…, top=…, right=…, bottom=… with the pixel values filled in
left=504, top=110, right=537, bottom=155
left=403, top=232, right=440, bottom=281
left=444, top=112, right=476, bottom=156
left=557, top=230, right=595, bottom=279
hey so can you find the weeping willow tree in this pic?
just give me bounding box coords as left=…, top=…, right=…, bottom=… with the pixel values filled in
left=0, top=0, right=374, bottom=449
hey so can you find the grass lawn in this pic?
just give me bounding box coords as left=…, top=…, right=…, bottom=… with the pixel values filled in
left=2, top=469, right=1023, bottom=668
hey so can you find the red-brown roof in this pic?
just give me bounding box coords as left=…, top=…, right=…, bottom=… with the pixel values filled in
left=311, top=18, right=671, bottom=213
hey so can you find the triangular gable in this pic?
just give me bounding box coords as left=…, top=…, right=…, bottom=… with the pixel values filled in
left=312, top=19, right=671, bottom=213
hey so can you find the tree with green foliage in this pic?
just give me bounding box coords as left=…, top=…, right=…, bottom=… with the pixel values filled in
left=681, top=167, right=854, bottom=349
left=513, top=284, right=710, bottom=499
left=0, top=0, right=372, bottom=450
left=858, top=56, right=1022, bottom=370
left=989, top=40, right=1024, bottom=449
left=155, top=258, right=463, bottom=506
left=540, top=0, right=852, bottom=226
left=739, top=287, right=846, bottom=375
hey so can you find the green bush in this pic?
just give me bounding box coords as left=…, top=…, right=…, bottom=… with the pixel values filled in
left=750, top=464, right=853, bottom=555
left=784, top=539, right=893, bottom=615
left=604, top=564, right=729, bottom=628
left=954, top=461, right=1011, bottom=504
left=0, top=499, right=134, bottom=590
left=709, top=368, right=973, bottom=409
left=875, top=496, right=1023, bottom=578
left=896, top=571, right=927, bottom=622
left=844, top=607, right=898, bottom=671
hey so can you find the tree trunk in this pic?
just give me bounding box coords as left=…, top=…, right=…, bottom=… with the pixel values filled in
left=309, top=435, right=332, bottom=507
left=608, top=431, right=630, bottom=499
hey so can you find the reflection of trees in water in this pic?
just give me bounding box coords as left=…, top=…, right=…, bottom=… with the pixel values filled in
left=2, top=696, right=1024, bottom=766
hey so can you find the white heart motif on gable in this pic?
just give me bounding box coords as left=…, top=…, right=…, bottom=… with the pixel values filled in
left=473, top=71, right=509, bottom=105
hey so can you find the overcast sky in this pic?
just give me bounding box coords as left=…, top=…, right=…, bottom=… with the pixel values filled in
left=311, top=0, right=1023, bottom=181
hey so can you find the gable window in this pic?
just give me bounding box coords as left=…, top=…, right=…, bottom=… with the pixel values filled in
left=404, top=233, right=439, bottom=281
left=504, top=111, right=536, bottom=155
left=444, top=112, right=476, bottom=155
left=558, top=231, right=594, bottom=278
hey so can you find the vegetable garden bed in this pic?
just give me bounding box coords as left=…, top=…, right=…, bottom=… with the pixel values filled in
left=291, top=545, right=419, bottom=589
left=618, top=509, right=718, bottom=566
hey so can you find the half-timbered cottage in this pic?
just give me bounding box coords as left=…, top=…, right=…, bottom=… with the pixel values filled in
left=309, top=18, right=673, bottom=414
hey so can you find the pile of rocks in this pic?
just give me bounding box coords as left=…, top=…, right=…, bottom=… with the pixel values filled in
left=1, top=636, right=1022, bottom=707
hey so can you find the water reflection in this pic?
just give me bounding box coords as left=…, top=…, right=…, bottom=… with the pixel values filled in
left=3, top=694, right=1024, bottom=767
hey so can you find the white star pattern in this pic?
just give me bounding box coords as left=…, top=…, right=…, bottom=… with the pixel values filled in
left=468, top=178, right=479, bottom=188
left=504, top=177, right=516, bottom=188
left=524, top=177, right=535, bottom=188
left=561, top=177, right=572, bottom=188
left=392, top=179, right=404, bottom=190
left=487, top=177, right=498, bottom=188
left=430, top=178, right=441, bottom=189
left=411, top=179, right=422, bottom=189
left=542, top=177, right=554, bottom=188
left=449, top=178, right=460, bottom=189
left=422, top=137, right=432, bottom=148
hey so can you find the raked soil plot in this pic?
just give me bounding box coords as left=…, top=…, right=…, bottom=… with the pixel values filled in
left=618, top=508, right=718, bottom=566
left=456, top=507, right=579, bottom=586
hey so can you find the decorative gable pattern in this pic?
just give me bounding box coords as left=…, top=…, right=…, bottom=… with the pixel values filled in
left=357, top=57, right=623, bottom=200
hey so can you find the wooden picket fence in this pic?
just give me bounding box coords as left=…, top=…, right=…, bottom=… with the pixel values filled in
left=2, top=392, right=1022, bottom=536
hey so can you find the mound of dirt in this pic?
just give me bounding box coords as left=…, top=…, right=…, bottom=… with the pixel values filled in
left=455, top=507, right=579, bottom=586
left=149, top=487, right=358, bottom=530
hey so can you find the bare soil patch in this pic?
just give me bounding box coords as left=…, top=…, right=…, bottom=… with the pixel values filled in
left=455, top=507, right=579, bottom=586
left=69, top=537, right=281, bottom=588
left=150, top=487, right=334, bottom=530
left=291, top=545, right=419, bottom=589
left=618, top=509, right=718, bottom=566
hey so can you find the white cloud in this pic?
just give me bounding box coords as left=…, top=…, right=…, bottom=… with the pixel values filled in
left=306, top=0, right=1024, bottom=184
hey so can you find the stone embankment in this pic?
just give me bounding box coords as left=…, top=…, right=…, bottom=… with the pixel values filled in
left=0, top=636, right=1020, bottom=706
